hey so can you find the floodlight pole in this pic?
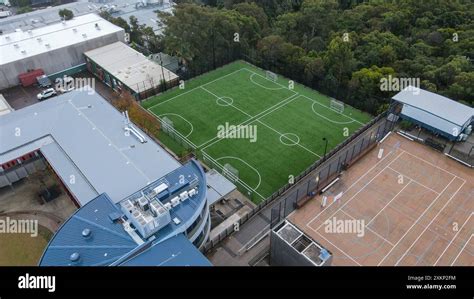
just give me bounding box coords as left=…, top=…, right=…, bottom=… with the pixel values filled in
left=322, top=137, right=328, bottom=161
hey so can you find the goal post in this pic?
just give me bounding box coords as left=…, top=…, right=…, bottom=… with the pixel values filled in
left=265, top=70, right=278, bottom=82
left=330, top=99, right=344, bottom=114
left=161, top=116, right=174, bottom=133
left=222, top=163, right=239, bottom=182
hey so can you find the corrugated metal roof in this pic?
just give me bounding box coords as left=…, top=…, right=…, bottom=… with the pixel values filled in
left=84, top=42, right=178, bottom=94
left=392, top=86, right=473, bottom=127
left=120, top=234, right=211, bottom=266
left=206, top=169, right=236, bottom=205
left=0, top=90, right=181, bottom=205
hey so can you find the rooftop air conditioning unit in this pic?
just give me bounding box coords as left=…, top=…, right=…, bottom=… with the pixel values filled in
left=164, top=202, right=172, bottom=210
left=153, top=183, right=167, bottom=195
left=171, top=197, right=180, bottom=207
left=188, top=188, right=197, bottom=197
left=179, top=191, right=189, bottom=202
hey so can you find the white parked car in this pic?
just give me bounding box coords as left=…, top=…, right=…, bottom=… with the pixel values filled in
left=37, top=88, right=57, bottom=101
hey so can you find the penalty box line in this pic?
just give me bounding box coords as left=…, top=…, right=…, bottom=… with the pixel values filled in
left=147, top=68, right=246, bottom=111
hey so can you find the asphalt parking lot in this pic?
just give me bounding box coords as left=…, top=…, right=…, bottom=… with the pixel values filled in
left=0, top=84, right=44, bottom=110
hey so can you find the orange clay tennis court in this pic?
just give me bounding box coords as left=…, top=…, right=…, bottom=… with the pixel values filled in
left=288, top=133, right=473, bottom=266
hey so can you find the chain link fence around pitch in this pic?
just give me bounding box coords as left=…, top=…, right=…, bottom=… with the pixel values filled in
left=202, top=112, right=395, bottom=253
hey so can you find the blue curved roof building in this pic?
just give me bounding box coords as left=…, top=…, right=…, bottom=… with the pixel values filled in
left=40, top=160, right=212, bottom=266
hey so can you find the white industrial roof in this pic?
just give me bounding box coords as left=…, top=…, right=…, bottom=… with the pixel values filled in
left=392, top=86, right=473, bottom=127
left=0, top=13, right=124, bottom=65
left=84, top=42, right=178, bottom=94
left=0, top=90, right=181, bottom=205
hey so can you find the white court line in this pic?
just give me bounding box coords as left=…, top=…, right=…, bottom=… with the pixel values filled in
left=147, top=68, right=245, bottom=110
left=309, top=151, right=405, bottom=232
left=400, top=150, right=465, bottom=183
left=256, top=119, right=321, bottom=158
left=394, top=179, right=465, bottom=265
left=434, top=212, right=473, bottom=265
left=299, top=94, right=365, bottom=126
left=450, top=234, right=473, bottom=266
left=249, top=73, right=285, bottom=90
left=198, top=89, right=300, bottom=149
left=304, top=147, right=399, bottom=228
left=313, top=230, right=362, bottom=266
left=377, top=176, right=457, bottom=266
left=340, top=210, right=395, bottom=247
left=158, top=113, right=194, bottom=137
left=387, top=166, right=440, bottom=195
left=215, top=156, right=262, bottom=190
left=365, top=179, right=413, bottom=227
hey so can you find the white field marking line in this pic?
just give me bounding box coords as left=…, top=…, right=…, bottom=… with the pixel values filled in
left=199, top=92, right=300, bottom=150
left=242, top=68, right=298, bottom=96
left=279, top=133, right=300, bottom=146
left=69, top=101, right=152, bottom=182
left=249, top=73, right=285, bottom=90
left=435, top=212, right=473, bottom=265
left=256, top=119, right=322, bottom=158
left=386, top=166, right=440, bottom=195
left=399, top=149, right=465, bottom=183
left=151, top=113, right=198, bottom=149
left=340, top=209, right=395, bottom=247
left=146, top=68, right=246, bottom=110
left=379, top=176, right=458, bottom=266
left=215, top=155, right=262, bottom=190
left=311, top=101, right=357, bottom=125
left=158, top=113, right=194, bottom=137
left=365, top=179, right=413, bottom=227
left=313, top=229, right=362, bottom=266
left=305, top=147, right=399, bottom=228
left=299, top=94, right=365, bottom=126
left=311, top=151, right=405, bottom=232
left=201, top=86, right=253, bottom=118
left=395, top=178, right=466, bottom=266
left=202, top=150, right=266, bottom=200
left=450, top=234, right=473, bottom=266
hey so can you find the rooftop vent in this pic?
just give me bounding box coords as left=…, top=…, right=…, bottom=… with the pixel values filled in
left=95, top=23, right=100, bottom=30
left=82, top=33, right=87, bottom=38
left=20, top=50, right=26, bottom=54
left=13, top=43, right=19, bottom=48
left=82, top=228, right=92, bottom=238
left=5, top=36, right=10, bottom=40
left=27, top=30, right=32, bottom=35
left=73, top=28, right=78, bottom=33
left=45, top=43, right=50, bottom=48
left=36, top=37, right=42, bottom=42
left=70, top=252, right=80, bottom=263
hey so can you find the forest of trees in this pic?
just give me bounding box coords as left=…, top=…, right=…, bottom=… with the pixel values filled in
left=157, top=0, right=473, bottom=115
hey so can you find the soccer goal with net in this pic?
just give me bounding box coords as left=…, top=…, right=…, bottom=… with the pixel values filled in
left=161, top=116, right=174, bottom=133
left=265, top=70, right=278, bottom=82
left=222, top=163, right=239, bottom=182
left=330, top=99, right=345, bottom=114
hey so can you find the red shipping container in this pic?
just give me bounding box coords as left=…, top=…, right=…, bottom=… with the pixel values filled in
left=18, top=69, right=44, bottom=87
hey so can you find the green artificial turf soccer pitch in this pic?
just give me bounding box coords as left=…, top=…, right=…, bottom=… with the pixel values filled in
left=143, top=61, right=372, bottom=203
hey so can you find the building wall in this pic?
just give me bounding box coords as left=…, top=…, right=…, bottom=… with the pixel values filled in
left=0, top=31, right=124, bottom=90
left=269, top=231, right=315, bottom=266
